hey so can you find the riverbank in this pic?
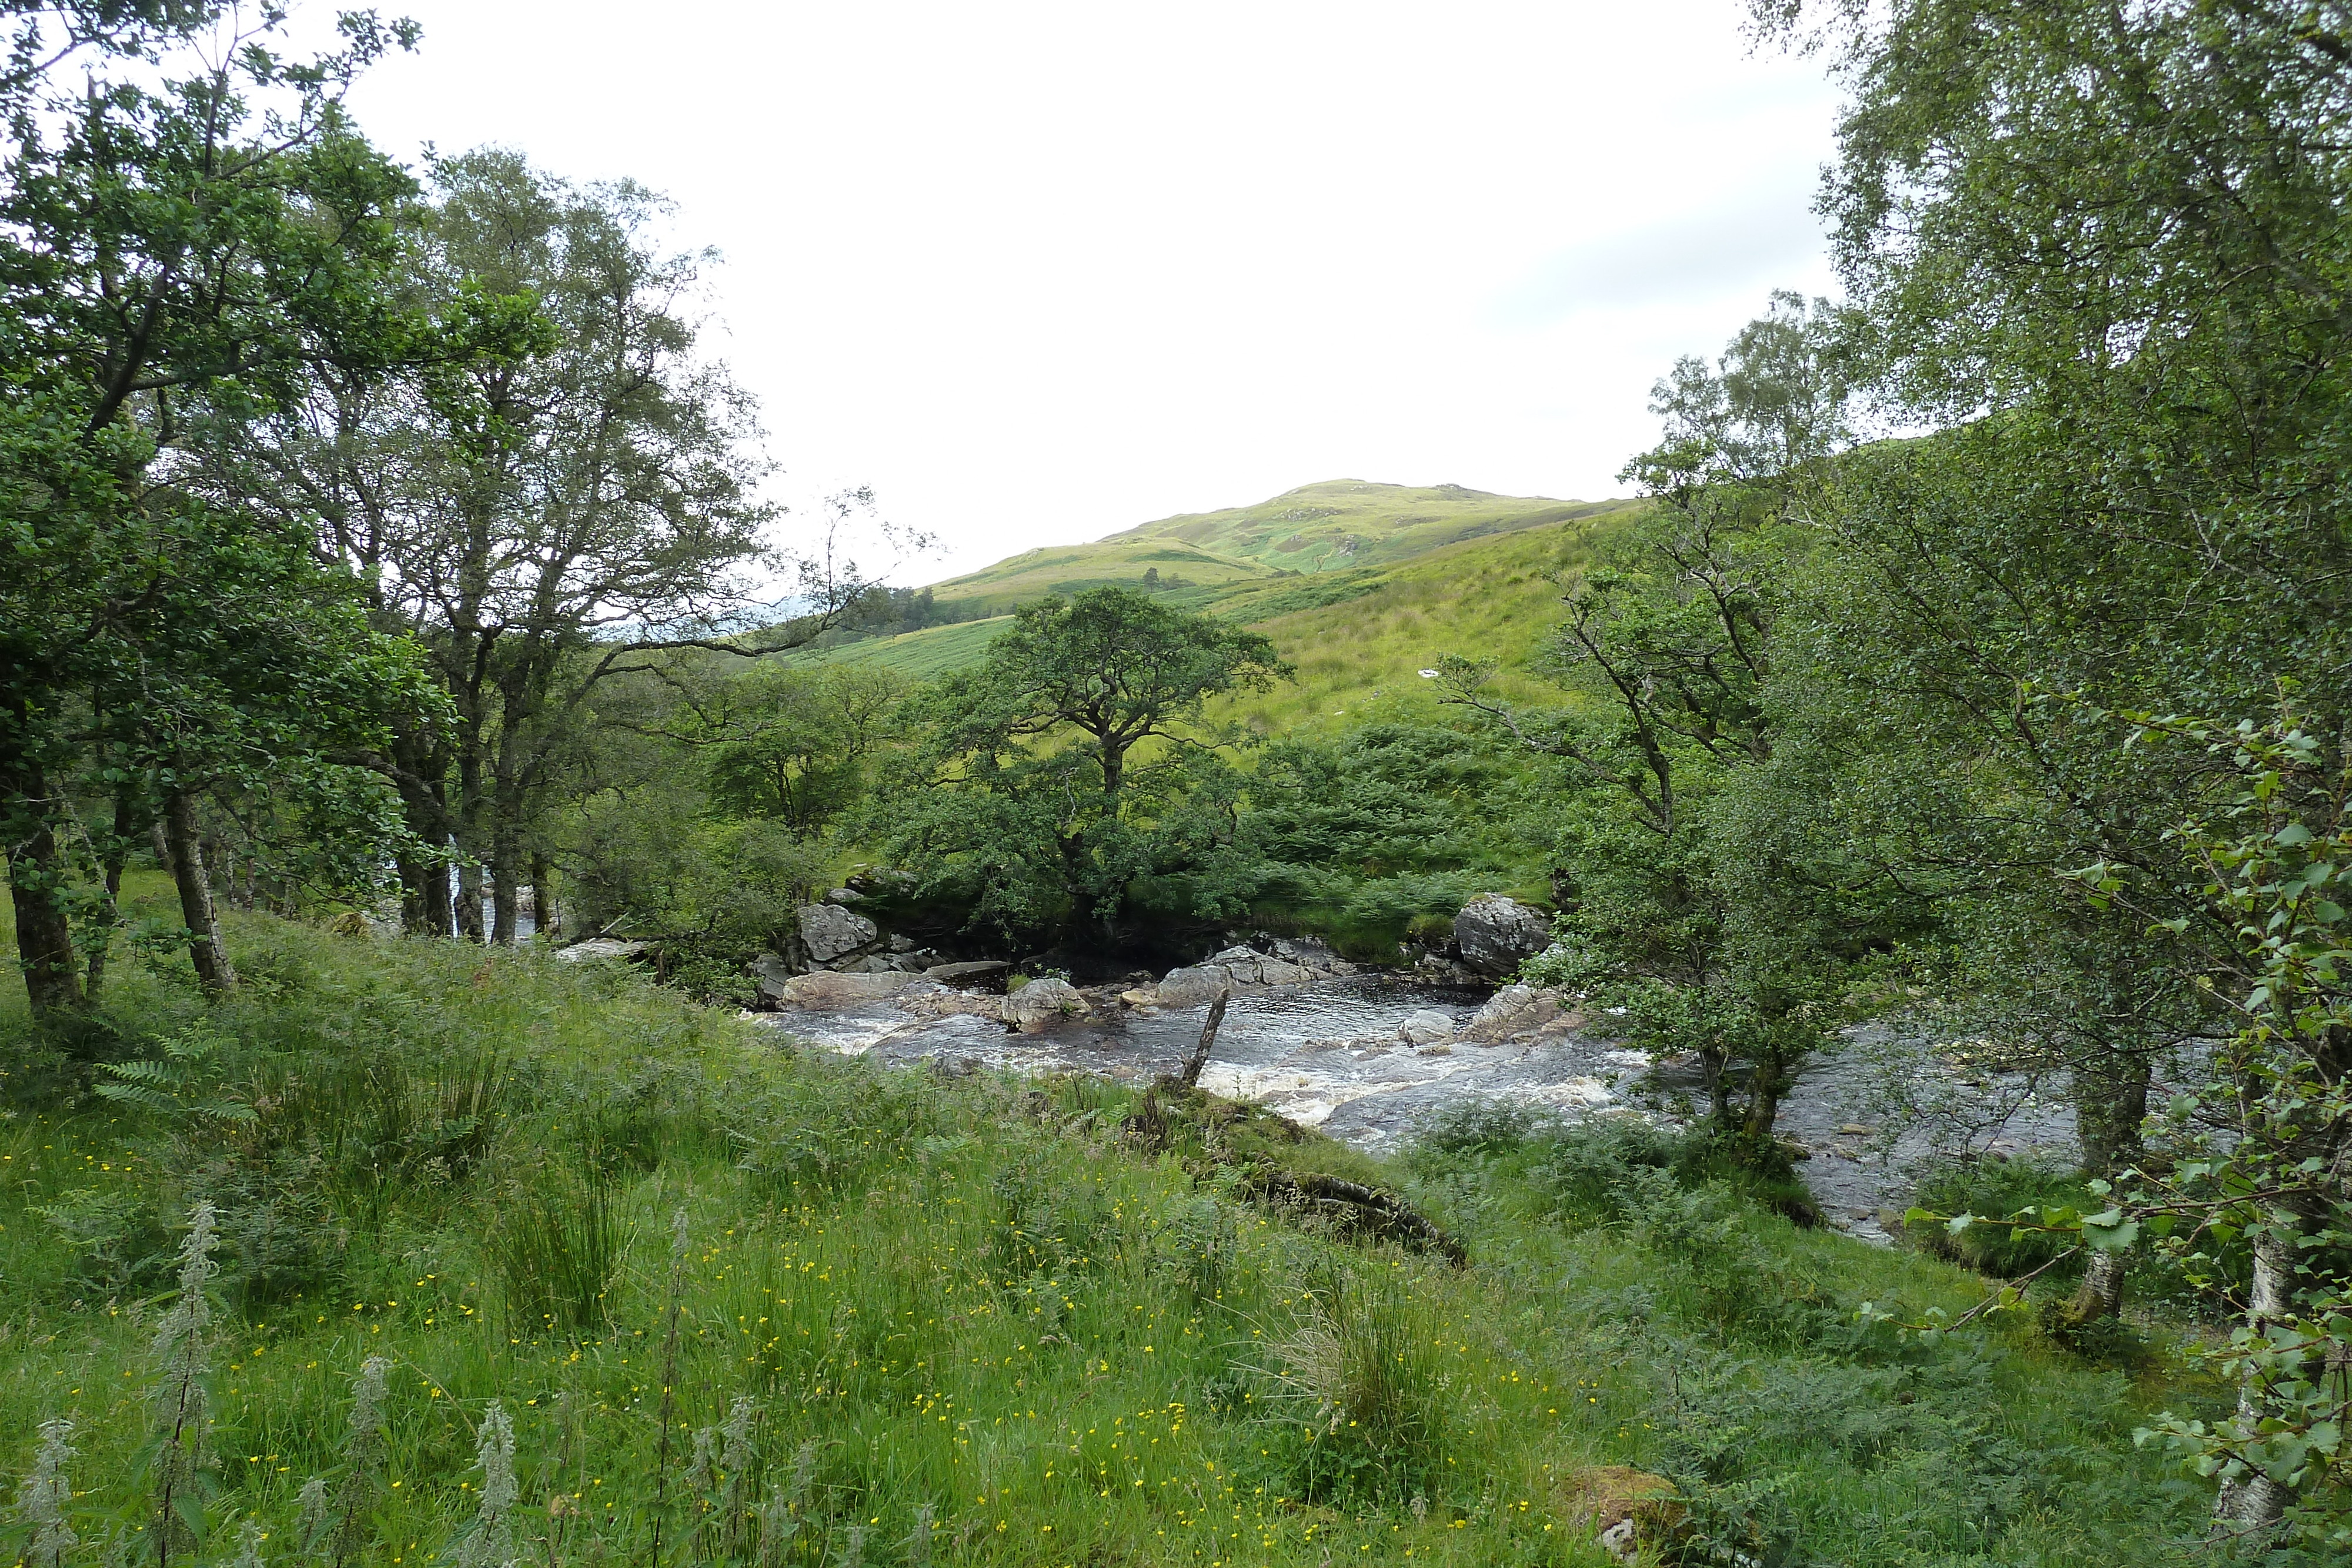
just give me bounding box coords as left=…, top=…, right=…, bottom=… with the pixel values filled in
left=1, top=911, right=2216, bottom=1566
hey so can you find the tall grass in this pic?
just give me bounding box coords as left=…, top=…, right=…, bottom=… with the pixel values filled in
left=0, top=910, right=2234, bottom=1566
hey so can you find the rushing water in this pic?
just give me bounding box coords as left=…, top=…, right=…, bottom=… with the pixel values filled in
left=757, top=972, right=2080, bottom=1241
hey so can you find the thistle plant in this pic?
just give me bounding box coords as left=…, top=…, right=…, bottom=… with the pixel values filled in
left=836, top=1524, right=864, bottom=1568
left=449, top=1402, right=519, bottom=1568
left=649, top=1209, right=689, bottom=1566
left=14, top=1416, right=78, bottom=1568
left=227, top=1516, right=266, bottom=1568
left=709, top=1395, right=760, bottom=1558
left=903, top=1505, right=934, bottom=1568
left=755, top=1441, right=817, bottom=1568
left=293, top=1477, right=330, bottom=1558
left=150, top=1202, right=219, bottom=1568
left=329, top=1357, right=392, bottom=1568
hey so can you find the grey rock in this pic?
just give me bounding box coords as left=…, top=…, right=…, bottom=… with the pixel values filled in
left=555, top=938, right=645, bottom=964
left=750, top=953, right=799, bottom=1004
left=1256, top=958, right=1308, bottom=986
left=826, top=886, right=866, bottom=904
left=1400, top=1008, right=1455, bottom=1045
left=1461, top=983, right=1564, bottom=1042
left=839, top=954, right=902, bottom=974
left=1154, top=965, right=1233, bottom=1007
left=1452, top=893, right=1551, bottom=977
left=924, top=959, right=1011, bottom=985
left=778, top=970, right=921, bottom=1007
left=797, top=902, right=878, bottom=962
left=887, top=934, right=914, bottom=952
left=1002, top=977, right=1088, bottom=1033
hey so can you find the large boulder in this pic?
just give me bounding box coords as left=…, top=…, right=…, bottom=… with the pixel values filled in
left=1255, top=958, right=1308, bottom=986
left=1399, top=1008, right=1455, bottom=1045
left=1154, top=965, right=1232, bottom=1007
left=750, top=953, right=798, bottom=1005
left=779, top=970, right=921, bottom=1007
left=924, top=959, right=1011, bottom=986
left=1002, top=977, right=1089, bottom=1033
left=1453, top=893, right=1551, bottom=977
left=1460, top=982, right=1564, bottom=1042
left=797, top=902, right=878, bottom=963
left=556, top=938, right=645, bottom=964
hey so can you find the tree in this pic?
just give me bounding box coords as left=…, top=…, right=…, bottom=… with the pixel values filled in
left=203, top=149, right=864, bottom=946
left=1, top=2, right=437, bottom=1012
left=870, top=587, right=1289, bottom=948
left=1446, top=295, right=1872, bottom=1149
left=1748, top=0, right=2352, bottom=1348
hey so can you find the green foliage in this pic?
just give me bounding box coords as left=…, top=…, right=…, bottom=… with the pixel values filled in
left=1908, top=1157, right=2093, bottom=1281
left=0, top=910, right=2224, bottom=1566
left=866, top=586, right=1291, bottom=948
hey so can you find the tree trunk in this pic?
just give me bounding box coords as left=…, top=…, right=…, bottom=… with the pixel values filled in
left=163, top=788, right=236, bottom=995
left=455, top=857, right=485, bottom=942
left=2213, top=1222, right=2297, bottom=1533
left=529, top=849, right=554, bottom=939
left=489, top=774, right=523, bottom=947
left=2067, top=1054, right=2151, bottom=1326
left=85, top=788, right=135, bottom=1003
left=2, top=711, right=86, bottom=1015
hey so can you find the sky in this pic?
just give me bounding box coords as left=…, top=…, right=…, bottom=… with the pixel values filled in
left=326, top=1, right=1846, bottom=583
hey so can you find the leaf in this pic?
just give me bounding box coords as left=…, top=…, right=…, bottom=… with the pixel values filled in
left=1946, top=1212, right=1975, bottom=1235
left=2083, top=1209, right=2140, bottom=1251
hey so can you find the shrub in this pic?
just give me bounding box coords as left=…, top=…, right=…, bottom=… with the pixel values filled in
left=1907, top=1155, right=2091, bottom=1281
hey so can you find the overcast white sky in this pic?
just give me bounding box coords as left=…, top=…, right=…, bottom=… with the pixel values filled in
left=330, top=1, right=1843, bottom=582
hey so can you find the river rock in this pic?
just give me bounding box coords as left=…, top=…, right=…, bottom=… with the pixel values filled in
left=1399, top=1008, right=1455, bottom=1045
left=750, top=953, right=797, bottom=1005
left=778, top=970, right=920, bottom=1007
left=924, top=959, right=1010, bottom=985
left=797, top=902, right=878, bottom=963
left=1563, top=1466, right=1686, bottom=1564
left=1154, top=965, right=1232, bottom=1007
left=1461, top=983, right=1564, bottom=1042
left=1454, top=893, right=1552, bottom=977
left=1256, top=958, right=1309, bottom=986
left=555, top=938, right=645, bottom=963
left=1002, top=977, right=1089, bottom=1032
left=825, top=886, right=866, bottom=905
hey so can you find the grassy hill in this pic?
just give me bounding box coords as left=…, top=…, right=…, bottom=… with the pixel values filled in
left=1097, top=479, right=1626, bottom=574
left=796, top=482, right=1640, bottom=707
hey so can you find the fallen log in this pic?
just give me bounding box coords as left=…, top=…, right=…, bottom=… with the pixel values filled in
left=1251, top=1171, right=1468, bottom=1266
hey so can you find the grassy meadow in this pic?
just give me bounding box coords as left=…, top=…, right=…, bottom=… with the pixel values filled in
left=0, top=895, right=2227, bottom=1567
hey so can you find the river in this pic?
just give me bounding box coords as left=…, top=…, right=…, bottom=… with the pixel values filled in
left=756, top=972, right=2081, bottom=1241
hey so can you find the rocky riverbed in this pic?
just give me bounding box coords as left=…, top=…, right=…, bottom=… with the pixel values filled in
left=749, top=961, right=2081, bottom=1242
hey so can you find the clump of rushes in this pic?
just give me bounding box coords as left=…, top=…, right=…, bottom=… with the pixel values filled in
left=450, top=1403, right=519, bottom=1568
left=14, top=1416, right=79, bottom=1568
left=149, top=1202, right=219, bottom=1568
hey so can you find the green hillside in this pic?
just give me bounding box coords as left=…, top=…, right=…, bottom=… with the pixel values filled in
left=923, top=537, right=1269, bottom=620
left=797, top=481, right=1639, bottom=694
left=1100, top=478, right=1626, bottom=574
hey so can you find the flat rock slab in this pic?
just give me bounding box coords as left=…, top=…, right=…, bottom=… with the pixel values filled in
left=556, top=938, right=645, bottom=963
left=780, top=971, right=927, bottom=1007
left=924, top=959, right=1011, bottom=984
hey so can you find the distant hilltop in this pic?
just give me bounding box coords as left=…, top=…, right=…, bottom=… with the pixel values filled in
left=920, top=480, right=1625, bottom=620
